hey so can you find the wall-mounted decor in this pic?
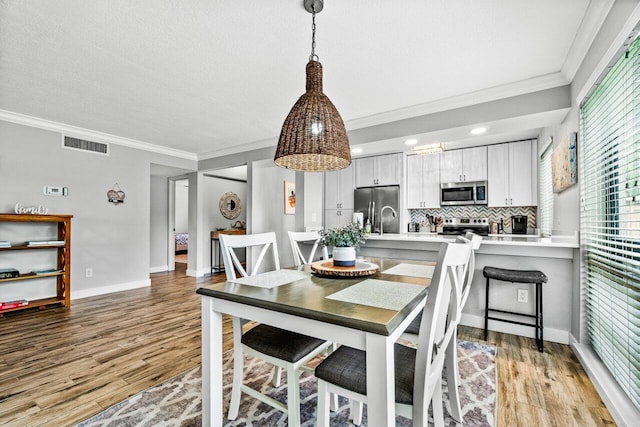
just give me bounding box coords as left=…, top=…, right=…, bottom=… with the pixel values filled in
left=219, top=192, right=241, bottom=219
left=107, top=183, right=125, bottom=205
left=284, top=181, right=295, bottom=215
left=14, top=203, right=49, bottom=214
left=552, top=132, right=578, bottom=193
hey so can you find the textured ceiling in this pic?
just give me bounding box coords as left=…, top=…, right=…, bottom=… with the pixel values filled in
left=0, top=1, right=611, bottom=160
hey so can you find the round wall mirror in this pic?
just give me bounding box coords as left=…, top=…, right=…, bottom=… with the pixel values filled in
left=219, top=192, right=242, bottom=219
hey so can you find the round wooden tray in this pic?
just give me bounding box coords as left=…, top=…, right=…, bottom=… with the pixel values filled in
left=310, top=260, right=379, bottom=278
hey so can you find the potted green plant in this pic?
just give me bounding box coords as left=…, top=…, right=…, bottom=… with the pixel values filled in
left=321, top=222, right=368, bottom=267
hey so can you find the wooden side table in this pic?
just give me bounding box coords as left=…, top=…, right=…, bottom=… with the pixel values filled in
left=210, top=229, right=246, bottom=275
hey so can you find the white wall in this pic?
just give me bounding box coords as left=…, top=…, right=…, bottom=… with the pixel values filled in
left=174, top=179, right=189, bottom=233
left=194, top=173, right=247, bottom=276
left=0, top=120, right=196, bottom=298
left=302, top=172, right=324, bottom=230
left=150, top=175, right=169, bottom=271
left=250, top=159, right=296, bottom=270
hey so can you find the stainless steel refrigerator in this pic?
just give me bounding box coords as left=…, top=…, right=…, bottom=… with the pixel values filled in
left=354, top=185, right=400, bottom=234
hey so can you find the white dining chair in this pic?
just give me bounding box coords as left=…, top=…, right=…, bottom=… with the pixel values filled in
left=288, top=230, right=328, bottom=266
left=219, top=232, right=332, bottom=426
left=314, top=242, right=472, bottom=427
left=397, top=231, right=483, bottom=423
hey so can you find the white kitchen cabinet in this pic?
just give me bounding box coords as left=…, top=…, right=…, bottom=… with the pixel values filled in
left=323, top=209, right=354, bottom=230
left=406, top=154, right=440, bottom=208
left=324, top=164, right=354, bottom=210
left=439, top=146, right=487, bottom=183
left=355, top=153, right=402, bottom=187
left=488, top=140, right=536, bottom=207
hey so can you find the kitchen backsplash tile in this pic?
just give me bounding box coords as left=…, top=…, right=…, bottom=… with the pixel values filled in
left=409, top=206, right=537, bottom=229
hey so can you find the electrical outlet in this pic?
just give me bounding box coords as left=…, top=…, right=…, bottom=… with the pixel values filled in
left=517, top=288, right=528, bottom=303
left=85, top=268, right=93, bottom=278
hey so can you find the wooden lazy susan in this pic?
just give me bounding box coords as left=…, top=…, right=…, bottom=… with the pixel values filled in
left=310, top=260, right=379, bottom=278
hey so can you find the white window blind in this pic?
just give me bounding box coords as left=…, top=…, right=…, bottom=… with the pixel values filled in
left=581, top=36, right=640, bottom=409
left=538, top=142, right=553, bottom=237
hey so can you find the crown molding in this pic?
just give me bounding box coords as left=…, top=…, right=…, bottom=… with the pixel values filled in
left=576, top=2, right=640, bottom=104
left=561, top=0, right=615, bottom=81
left=197, top=136, right=276, bottom=161
left=343, top=72, right=569, bottom=132
left=0, top=109, right=198, bottom=161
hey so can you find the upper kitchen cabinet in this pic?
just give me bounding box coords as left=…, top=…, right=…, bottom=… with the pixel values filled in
left=488, top=140, right=537, bottom=207
left=324, top=163, right=355, bottom=210
left=439, top=146, right=487, bottom=183
left=323, top=209, right=354, bottom=230
left=355, top=153, right=402, bottom=187
left=407, top=154, right=440, bottom=209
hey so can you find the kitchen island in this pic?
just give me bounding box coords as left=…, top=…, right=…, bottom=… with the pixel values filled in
left=357, top=233, right=579, bottom=344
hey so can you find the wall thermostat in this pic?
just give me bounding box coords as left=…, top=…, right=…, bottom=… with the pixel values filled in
left=43, top=185, right=68, bottom=196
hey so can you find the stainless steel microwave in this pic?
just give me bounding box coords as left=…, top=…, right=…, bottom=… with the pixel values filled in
left=440, top=181, right=488, bottom=206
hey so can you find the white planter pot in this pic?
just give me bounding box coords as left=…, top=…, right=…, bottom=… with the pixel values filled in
left=333, top=246, right=356, bottom=267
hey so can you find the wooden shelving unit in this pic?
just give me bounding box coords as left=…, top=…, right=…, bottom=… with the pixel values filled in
left=0, top=213, right=72, bottom=315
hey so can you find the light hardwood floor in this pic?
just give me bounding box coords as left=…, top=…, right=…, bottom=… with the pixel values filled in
left=0, top=264, right=615, bottom=426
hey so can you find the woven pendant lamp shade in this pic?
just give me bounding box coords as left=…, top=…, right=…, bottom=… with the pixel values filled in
left=274, top=60, right=351, bottom=171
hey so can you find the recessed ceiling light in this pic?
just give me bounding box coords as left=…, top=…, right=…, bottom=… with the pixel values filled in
left=470, top=127, right=487, bottom=135
left=404, top=138, right=418, bottom=146
left=351, top=148, right=363, bottom=154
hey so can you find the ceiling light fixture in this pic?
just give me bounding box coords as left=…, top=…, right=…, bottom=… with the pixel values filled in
left=351, top=147, right=363, bottom=154
left=404, top=138, right=418, bottom=146
left=274, top=0, right=350, bottom=172
left=470, top=126, right=487, bottom=135
left=414, top=142, right=445, bottom=155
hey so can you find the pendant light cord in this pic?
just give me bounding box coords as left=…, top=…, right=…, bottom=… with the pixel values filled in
left=309, top=4, right=319, bottom=61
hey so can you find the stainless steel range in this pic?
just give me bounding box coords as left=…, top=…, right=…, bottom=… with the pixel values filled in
left=440, top=217, right=489, bottom=236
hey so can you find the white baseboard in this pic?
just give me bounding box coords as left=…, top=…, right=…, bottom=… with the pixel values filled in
left=460, top=313, right=569, bottom=344
left=571, top=337, right=639, bottom=427
left=150, top=265, right=168, bottom=273
left=187, top=268, right=210, bottom=277
left=71, top=279, right=151, bottom=300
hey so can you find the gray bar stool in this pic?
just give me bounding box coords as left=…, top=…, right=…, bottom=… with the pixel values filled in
left=483, top=266, right=548, bottom=352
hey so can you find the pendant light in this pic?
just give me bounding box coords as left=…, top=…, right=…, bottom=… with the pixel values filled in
left=274, top=0, right=351, bottom=172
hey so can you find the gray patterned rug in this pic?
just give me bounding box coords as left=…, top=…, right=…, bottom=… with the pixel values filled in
left=77, top=340, right=496, bottom=426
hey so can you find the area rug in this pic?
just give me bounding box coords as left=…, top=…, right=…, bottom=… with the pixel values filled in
left=77, top=340, right=496, bottom=427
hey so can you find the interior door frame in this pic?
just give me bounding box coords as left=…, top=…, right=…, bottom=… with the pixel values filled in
left=168, top=175, right=189, bottom=271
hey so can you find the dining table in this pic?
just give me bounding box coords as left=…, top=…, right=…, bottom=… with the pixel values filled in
left=197, top=256, right=437, bottom=427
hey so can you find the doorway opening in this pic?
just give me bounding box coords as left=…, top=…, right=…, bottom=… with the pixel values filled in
left=173, top=178, right=189, bottom=271
left=204, top=165, right=248, bottom=275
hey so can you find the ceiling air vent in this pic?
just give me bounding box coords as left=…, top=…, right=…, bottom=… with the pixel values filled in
left=62, top=136, right=109, bottom=155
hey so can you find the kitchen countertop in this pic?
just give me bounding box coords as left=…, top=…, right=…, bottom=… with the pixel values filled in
left=366, top=233, right=579, bottom=248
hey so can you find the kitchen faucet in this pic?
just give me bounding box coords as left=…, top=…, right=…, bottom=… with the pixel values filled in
left=379, top=205, right=397, bottom=235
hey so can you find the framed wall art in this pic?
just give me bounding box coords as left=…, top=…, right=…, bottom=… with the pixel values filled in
left=284, top=181, right=295, bottom=215
left=552, top=132, right=578, bottom=193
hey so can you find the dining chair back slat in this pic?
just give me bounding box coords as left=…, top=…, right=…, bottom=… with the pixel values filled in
left=219, top=232, right=280, bottom=280
left=288, top=230, right=327, bottom=266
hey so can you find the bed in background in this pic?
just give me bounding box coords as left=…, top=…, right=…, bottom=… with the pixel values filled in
left=175, top=233, right=188, bottom=254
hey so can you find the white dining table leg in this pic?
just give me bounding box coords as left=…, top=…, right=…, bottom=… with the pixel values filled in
left=365, top=332, right=395, bottom=427
left=201, top=297, right=223, bottom=426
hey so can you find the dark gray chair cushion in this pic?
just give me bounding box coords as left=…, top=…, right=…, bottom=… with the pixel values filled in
left=483, top=266, right=548, bottom=284
left=314, top=343, right=416, bottom=405
left=241, top=324, right=326, bottom=363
